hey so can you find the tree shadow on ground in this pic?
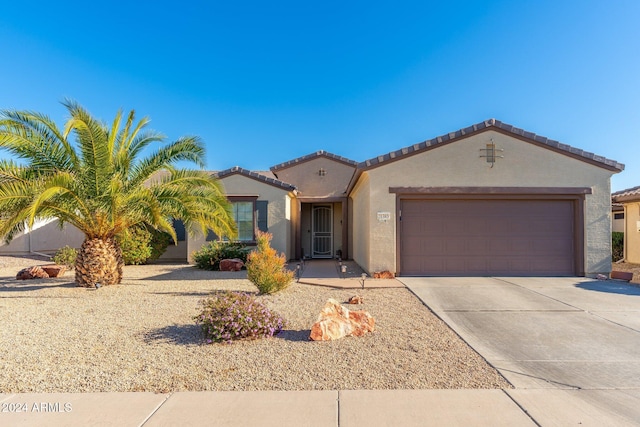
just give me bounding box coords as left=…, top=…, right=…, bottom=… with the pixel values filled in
left=151, top=289, right=259, bottom=298
left=143, top=323, right=203, bottom=346
left=134, top=265, right=248, bottom=282
left=575, top=280, right=640, bottom=296
left=278, top=329, right=312, bottom=342
left=0, top=278, right=76, bottom=292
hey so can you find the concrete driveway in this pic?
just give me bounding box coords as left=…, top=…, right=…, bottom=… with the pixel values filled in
left=401, top=277, right=640, bottom=426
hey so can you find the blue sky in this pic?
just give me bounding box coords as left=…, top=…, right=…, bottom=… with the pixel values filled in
left=1, top=1, right=638, bottom=191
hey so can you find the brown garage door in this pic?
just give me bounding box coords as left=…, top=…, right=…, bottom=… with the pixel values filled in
left=400, top=199, right=575, bottom=276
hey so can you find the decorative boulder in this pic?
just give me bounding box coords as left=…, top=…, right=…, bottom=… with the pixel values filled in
left=220, top=258, right=244, bottom=271
left=41, top=265, right=67, bottom=278
left=373, top=270, right=395, bottom=279
left=310, top=298, right=375, bottom=341
left=16, top=266, right=50, bottom=280
left=348, top=295, right=363, bottom=305
left=611, top=271, right=633, bottom=282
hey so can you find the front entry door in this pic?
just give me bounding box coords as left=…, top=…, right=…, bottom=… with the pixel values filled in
left=312, top=205, right=333, bottom=258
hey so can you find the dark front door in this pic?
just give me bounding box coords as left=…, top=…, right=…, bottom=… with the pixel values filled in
left=312, top=205, right=333, bottom=258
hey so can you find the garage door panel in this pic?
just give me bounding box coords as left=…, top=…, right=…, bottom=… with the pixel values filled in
left=400, top=199, right=576, bottom=276
left=465, top=239, right=487, bottom=254
left=486, top=238, right=514, bottom=255
left=420, top=220, right=445, bottom=234
left=445, top=238, right=469, bottom=254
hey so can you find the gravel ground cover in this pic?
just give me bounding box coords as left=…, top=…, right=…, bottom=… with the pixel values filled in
left=0, top=255, right=511, bottom=393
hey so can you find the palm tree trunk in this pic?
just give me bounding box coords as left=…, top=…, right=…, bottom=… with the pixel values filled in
left=75, top=237, right=124, bottom=287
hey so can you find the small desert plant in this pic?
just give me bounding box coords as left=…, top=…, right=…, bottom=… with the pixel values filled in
left=53, top=246, right=78, bottom=269
left=194, top=291, right=285, bottom=344
left=117, top=226, right=153, bottom=265
left=193, top=241, right=249, bottom=270
left=612, top=231, right=624, bottom=262
left=246, top=231, right=294, bottom=294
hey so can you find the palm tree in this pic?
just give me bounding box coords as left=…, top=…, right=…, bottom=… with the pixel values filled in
left=0, top=100, right=236, bottom=287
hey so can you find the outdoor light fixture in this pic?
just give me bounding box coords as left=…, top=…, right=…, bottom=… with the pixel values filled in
left=295, top=264, right=301, bottom=282
left=479, top=139, right=504, bottom=168
left=360, top=273, right=367, bottom=290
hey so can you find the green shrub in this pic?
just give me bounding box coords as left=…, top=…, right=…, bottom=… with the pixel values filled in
left=194, top=291, right=285, bottom=344
left=118, top=226, right=153, bottom=265
left=53, top=245, right=78, bottom=269
left=246, top=231, right=294, bottom=294
left=193, top=241, right=249, bottom=270
left=612, top=231, right=624, bottom=262
left=148, top=228, right=172, bottom=261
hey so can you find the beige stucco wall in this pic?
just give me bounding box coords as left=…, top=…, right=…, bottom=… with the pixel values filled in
left=214, top=174, right=293, bottom=260
left=274, top=157, right=355, bottom=197
left=333, top=203, right=343, bottom=257
left=349, top=173, right=371, bottom=271
left=624, top=202, right=640, bottom=263
left=159, top=241, right=188, bottom=261
left=0, top=219, right=84, bottom=255
left=352, top=130, right=616, bottom=276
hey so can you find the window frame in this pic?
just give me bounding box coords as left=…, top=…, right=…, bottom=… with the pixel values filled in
left=229, top=196, right=258, bottom=243
left=206, top=196, right=259, bottom=243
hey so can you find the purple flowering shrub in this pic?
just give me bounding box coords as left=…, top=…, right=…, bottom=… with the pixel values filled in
left=194, top=291, right=285, bottom=344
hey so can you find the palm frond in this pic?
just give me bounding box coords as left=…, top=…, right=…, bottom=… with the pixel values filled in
left=0, top=100, right=236, bottom=247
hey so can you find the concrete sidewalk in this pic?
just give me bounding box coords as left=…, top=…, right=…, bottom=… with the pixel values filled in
left=4, top=388, right=636, bottom=426
left=1, top=389, right=540, bottom=427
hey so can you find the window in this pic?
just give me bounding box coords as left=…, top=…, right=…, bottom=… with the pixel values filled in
left=206, top=198, right=268, bottom=242
left=233, top=201, right=254, bottom=241
left=614, top=213, right=624, bottom=220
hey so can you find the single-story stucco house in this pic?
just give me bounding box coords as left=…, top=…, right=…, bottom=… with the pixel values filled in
left=0, top=119, right=624, bottom=277
left=611, top=186, right=640, bottom=263
left=612, top=202, right=625, bottom=233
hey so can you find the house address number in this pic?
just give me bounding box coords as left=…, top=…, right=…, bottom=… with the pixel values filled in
left=377, top=212, right=391, bottom=222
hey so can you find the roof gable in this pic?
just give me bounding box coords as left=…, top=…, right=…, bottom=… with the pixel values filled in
left=214, top=166, right=297, bottom=192
left=359, top=119, right=624, bottom=173
left=271, top=150, right=357, bottom=173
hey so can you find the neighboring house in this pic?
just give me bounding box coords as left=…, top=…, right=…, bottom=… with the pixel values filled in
left=1, top=119, right=624, bottom=277
left=612, top=186, right=640, bottom=263
left=612, top=203, right=625, bottom=233
left=0, top=218, right=84, bottom=256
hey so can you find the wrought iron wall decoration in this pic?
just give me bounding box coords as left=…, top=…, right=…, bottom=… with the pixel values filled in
left=479, top=139, right=504, bottom=168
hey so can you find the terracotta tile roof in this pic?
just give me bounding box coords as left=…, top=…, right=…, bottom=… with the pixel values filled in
left=270, top=150, right=358, bottom=172
left=358, top=118, right=625, bottom=172
left=612, top=185, right=640, bottom=202
left=213, top=166, right=297, bottom=192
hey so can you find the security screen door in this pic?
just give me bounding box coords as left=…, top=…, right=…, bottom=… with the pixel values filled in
left=312, top=205, right=333, bottom=258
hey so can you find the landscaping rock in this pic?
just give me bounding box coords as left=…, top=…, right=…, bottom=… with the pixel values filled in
left=373, top=270, right=394, bottom=279
left=611, top=271, right=633, bottom=282
left=41, top=265, right=67, bottom=278
left=219, top=258, right=244, bottom=271
left=16, top=266, right=50, bottom=280
left=310, top=298, right=375, bottom=341
left=348, top=295, right=363, bottom=304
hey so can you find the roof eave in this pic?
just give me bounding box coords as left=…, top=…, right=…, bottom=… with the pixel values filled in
left=357, top=119, right=625, bottom=173
left=214, top=166, right=297, bottom=192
